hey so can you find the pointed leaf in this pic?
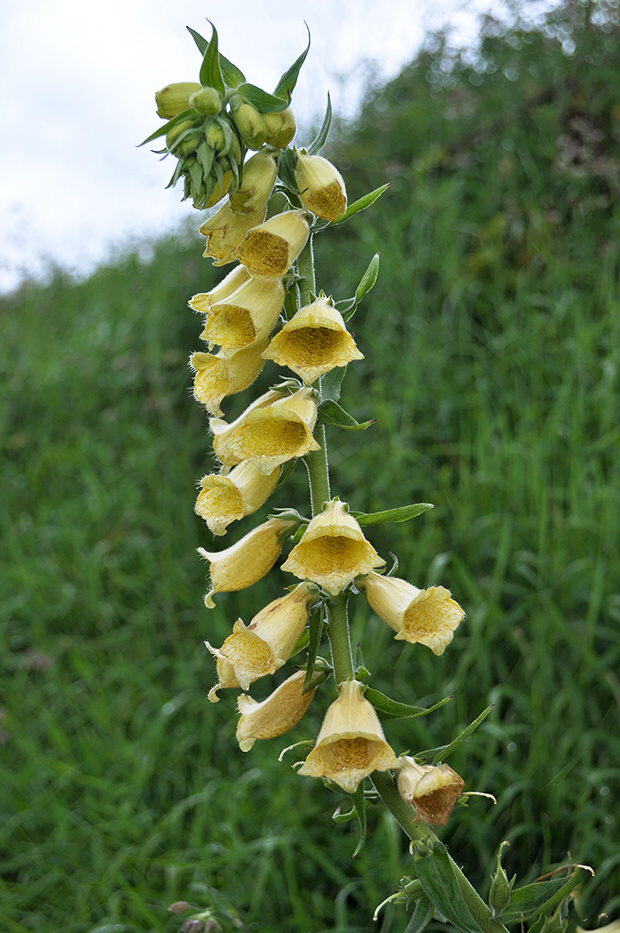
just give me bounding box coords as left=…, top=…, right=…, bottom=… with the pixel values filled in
left=353, top=503, right=434, bottom=526
left=351, top=783, right=368, bottom=858
left=199, top=24, right=225, bottom=96
left=419, top=706, right=494, bottom=763
left=413, top=840, right=482, bottom=933
left=237, top=82, right=288, bottom=114
left=138, top=109, right=196, bottom=147
left=307, top=94, right=333, bottom=156
left=320, top=366, right=346, bottom=403
left=187, top=26, right=246, bottom=87
left=355, top=252, right=380, bottom=304
left=273, top=26, right=311, bottom=101
left=277, top=147, right=299, bottom=194
left=365, top=688, right=453, bottom=721
left=501, top=871, right=586, bottom=923
left=404, top=895, right=433, bottom=933
left=330, top=184, right=389, bottom=225
left=317, top=399, right=374, bottom=431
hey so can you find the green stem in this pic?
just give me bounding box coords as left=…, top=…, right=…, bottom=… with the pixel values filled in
left=297, top=232, right=316, bottom=307
left=326, top=592, right=355, bottom=683
left=371, top=772, right=510, bottom=933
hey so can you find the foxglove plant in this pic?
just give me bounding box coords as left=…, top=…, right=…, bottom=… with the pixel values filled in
left=144, top=22, right=590, bottom=933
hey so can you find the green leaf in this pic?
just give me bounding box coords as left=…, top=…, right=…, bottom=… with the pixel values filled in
left=237, top=83, right=288, bottom=114
left=196, top=141, right=215, bottom=176
left=273, top=26, right=311, bottom=101
left=330, top=184, right=389, bottom=225
left=404, top=895, right=433, bottom=933
left=350, top=784, right=368, bottom=858
left=277, top=147, right=299, bottom=194
left=355, top=252, right=380, bottom=304
left=353, top=503, right=434, bottom=526
left=365, top=688, right=453, bottom=721
left=413, top=840, right=481, bottom=933
left=138, top=109, right=196, bottom=147
left=199, top=24, right=225, bottom=96
left=317, top=399, right=374, bottom=431
left=501, top=871, right=585, bottom=923
left=419, top=706, right=494, bottom=763
left=307, top=94, right=333, bottom=155
left=320, top=366, right=346, bottom=404
left=303, top=604, right=324, bottom=693
left=187, top=26, right=246, bottom=87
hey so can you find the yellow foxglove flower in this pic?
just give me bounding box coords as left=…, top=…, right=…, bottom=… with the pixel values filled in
left=198, top=516, right=296, bottom=608
left=195, top=461, right=280, bottom=536
left=199, top=203, right=266, bottom=265
left=229, top=150, right=278, bottom=214
left=237, top=669, right=315, bottom=751
left=397, top=757, right=465, bottom=826
left=211, top=388, right=320, bottom=474
left=263, top=106, right=296, bottom=148
left=155, top=82, right=201, bottom=119
left=206, top=581, right=318, bottom=698
left=295, top=153, right=347, bottom=222
left=281, top=498, right=384, bottom=595
left=358, top=572, right=464, bottom=656
left=298, top=679, right=397, bottom=793
left=235, top=211, right=309, bottom=278
left=189, top=265, right=251, bottom=314
left=199, top=277, right=284, bottom=352
left=191, top=340, right=269, bottom=416
left=261, top=298, right=363, bottom=384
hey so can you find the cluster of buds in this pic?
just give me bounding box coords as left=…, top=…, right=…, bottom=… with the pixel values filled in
left=154, top=19, right=468, bottom=819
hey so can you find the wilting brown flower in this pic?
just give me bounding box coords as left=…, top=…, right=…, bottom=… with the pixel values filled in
left=397, top=757, right=465, bottom=826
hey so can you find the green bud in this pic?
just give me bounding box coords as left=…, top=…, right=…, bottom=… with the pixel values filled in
left=264, top=107, right=296, bottom=148
left=166, top=119, right=197, bottom=149
left=155, top=82, right=201, bottom=119
left=189, top=87, right=223, bottom=116
left=488, top=842, right=515, bottom=917
left=231, top=100, right=268, bottom=150
left=176, top=131, right=203, bottom=156
left=206, top=121, right=227, bottom=153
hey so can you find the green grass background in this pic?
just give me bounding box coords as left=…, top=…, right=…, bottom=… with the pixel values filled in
left=1, top=6, right=619, bottom=932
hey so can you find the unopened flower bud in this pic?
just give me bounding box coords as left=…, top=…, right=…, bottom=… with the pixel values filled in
left=166, top=119, right=198, bottom=150
left=206, top=121, right=227, bottom=153
left=489, top=842, right=515, bottom=916
left=229, top=150, right=278, bottom=214
left=231, top=99, right=268, bottom=150
left=295, top=152, right=347, bottom=221
left=264, top=107, right=297, bottom=148
left=155, top=82, right=201, bottom=119
left=189, top=86, right=223, bottom=116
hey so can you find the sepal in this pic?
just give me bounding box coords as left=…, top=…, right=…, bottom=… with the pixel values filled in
left=364, top=688, right=453, bottom=721
left=273, top=26, right=310, bottom=101
left=307, top=93, right=332, bottom=155
left=317, top=399, right=374, bottom=431
left=418, top=705, right=494, bottom=764
left=352, top=503, right=434, bottom=526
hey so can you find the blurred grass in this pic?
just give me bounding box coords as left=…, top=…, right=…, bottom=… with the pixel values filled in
left=1, top=7, right=619, bottom=932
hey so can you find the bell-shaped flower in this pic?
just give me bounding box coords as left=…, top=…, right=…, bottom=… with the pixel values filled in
left=189, top=265, right=252, bottom=315
left=235, top=210, right=309, bottom=278
left=195, top=461, right=280, bottom=536
left=263, top=106, right=296, bottom=148
left=298, top=679, right=397, bottom=793
left=236, top=669, right=315, bottom=751
left=198, top=516, right=297, bottom=608
left=397, top=757, right=465, bottom=826
left=281, top=498, right=384, bottom=596
left=295, top=153, right=347, bottom=222
left=206, top=581, right=318, bottom=699
left=261, top=298, right=363, bottom=384
left=190, top=339, right=268, bottom=416
left=199, top=277, right=284, bottom=352
left=357, top=572, right=464, bottom=656
left=211, top=387, right=320, bottom=474
left=199, top=203, right=266, bottom=265
left=229, top=150, right=278, bottom=214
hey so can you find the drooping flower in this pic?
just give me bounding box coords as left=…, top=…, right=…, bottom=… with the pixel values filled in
left=199, top=203, right=266, bottom=265
left=357, top=572, right=464, bottom=656
left=189, top=265, right=252, bottom=315
left=261, top=298, right=363, bottom=384
left=236, top=669, right=315, bottom=751
left=298, top=679, right=397, bottom=793
left=281, top=498, right=384, bottom=596
left=199, top=277, right=284, bottom=352
left=190, top=339, right=269, bottom=416
left=206, top=581, right=318, bottom=698
left=195, top=461, right=280, bottom=535
left=198, top=516, right=297, bottom=608
left=235, top=211, right=309, bottom=278
left=263, top=106, right=296, bottom=148
left=295, top=152, right=347, bottom=222
left=229, top=150, right=278, bottom=214
left=397, top=757, right=465, bottom=826
left=211, top=387, right=320, bottom=474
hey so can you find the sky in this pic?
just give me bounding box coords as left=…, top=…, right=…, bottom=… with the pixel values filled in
left=0, top=0, right=503, bottom=292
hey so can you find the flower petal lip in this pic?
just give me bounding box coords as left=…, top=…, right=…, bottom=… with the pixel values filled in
left=298, top=680, right=397, bottom=793
left=358, top=572, right=464, bottom=655
left=236, top=669, right=315, bottom=751
left=189, top=265, right=252, bottom=314
left=211, top=388, right=320, bottom=474
left=262, top=298, right=363, bottom=384
left=199, top=278, right=284, bottom=352
left=191, top=339, right=269, bottom=416
left=281, top=499, right=385, bottom=595
left=195, top=461, right=280, bottom=536
left=199, top=203, right=266, bottom=265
